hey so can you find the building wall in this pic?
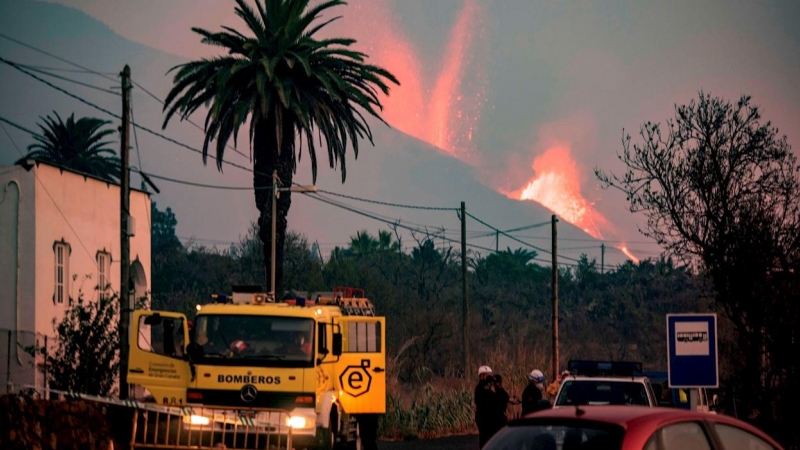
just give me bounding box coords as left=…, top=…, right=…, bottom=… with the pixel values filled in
left=31, top=163, right=151, bottom=339
left=0, top=165, right=37, bottom=392
left=0, top=165, right=36, bottom=335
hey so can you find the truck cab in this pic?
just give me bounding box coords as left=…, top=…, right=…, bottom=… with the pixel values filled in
left=127, top=287, right=385, bottom=449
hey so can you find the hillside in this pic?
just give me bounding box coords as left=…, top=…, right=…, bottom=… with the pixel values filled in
left=0, top=0, right=627, bottom=265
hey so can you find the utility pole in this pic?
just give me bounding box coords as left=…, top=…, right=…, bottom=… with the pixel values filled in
left=601, top=243, right=605, bottom=274
left=270, top=170, right=278, bottom=297
left=551, top=214, right=559, bottom=382
left=461, top=202, right=469, bottom=377
left=119, top=65, right=131, bottom=400
left=495, top=230, right=499, bottom=252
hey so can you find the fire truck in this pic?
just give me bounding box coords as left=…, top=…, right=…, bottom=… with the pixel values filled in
left=127, top=286, right=386, bottom=449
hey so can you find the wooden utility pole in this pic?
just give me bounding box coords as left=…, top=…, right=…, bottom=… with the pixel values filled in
left=601, top=243, right=605, bottom=274
left=270, top=170, right=278, bottom=296
left=461, top=202, right=469, bottom=377
left=119, top=65, right=132, bottom=399
left=495, top=230, right=499, bottom=252
left=551, top=214, right=559, bottom=382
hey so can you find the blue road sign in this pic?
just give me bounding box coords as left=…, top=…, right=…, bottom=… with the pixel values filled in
left=667, top=313, right=718, bottom=388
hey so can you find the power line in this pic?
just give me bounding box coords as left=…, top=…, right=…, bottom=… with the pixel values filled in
left=3, top=59, right=256, bottom=176
left=129, top=77, right=251, bottom=162
left=0, top=32, right=118, bottom=83
left=311, top=188, right=458, bottom=211
left=465, top=211, right=582, bottom=262
left=0, top=115, right=38, bottom=137
left=509, top=233, right=662, bottom=245
left=0, top=37, right=631, bottom=267
left=2, top=48, right=495, bottom=231
left=0, top=59, right=119, bottom=95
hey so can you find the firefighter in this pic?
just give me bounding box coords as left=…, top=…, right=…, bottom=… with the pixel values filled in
left=521, top=369, right=546, bottom=415
left=546, top=370, right=570, bottom=397
left=475, top=365, right=495, bottom=448
left=490, top=374, right=511, bottom=440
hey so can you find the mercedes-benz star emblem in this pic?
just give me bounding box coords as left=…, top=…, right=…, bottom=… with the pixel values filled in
left=240, top=384, right=258, bottom=403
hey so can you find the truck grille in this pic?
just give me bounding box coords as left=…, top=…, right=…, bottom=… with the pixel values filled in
left=188, top=389, right=314, bottom=409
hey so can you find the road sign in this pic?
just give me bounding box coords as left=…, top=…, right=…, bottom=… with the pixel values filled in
left=667, top=313, right=718, bottom=388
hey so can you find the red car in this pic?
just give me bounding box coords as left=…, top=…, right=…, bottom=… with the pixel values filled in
left=483, top=405, right=782, bottom=450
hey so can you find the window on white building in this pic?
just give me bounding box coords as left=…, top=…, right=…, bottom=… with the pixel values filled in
left=54, top=241, right=70, bottom=305
left=96, top=251, right=111, bottom=297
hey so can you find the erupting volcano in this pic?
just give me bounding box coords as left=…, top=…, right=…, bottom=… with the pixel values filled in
left=346, top=0, right=617, bottom=243
left=509, top=146, right=609, bottom=239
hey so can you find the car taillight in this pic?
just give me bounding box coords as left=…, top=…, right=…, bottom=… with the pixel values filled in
left=295, top=396, right=314, bottom=404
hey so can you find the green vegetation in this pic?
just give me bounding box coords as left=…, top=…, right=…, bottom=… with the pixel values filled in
left=26, top=289, right=121, bottom=397
left=151, top=203, right=706, bottom=438
left=17, top=111, right=120, bottom=182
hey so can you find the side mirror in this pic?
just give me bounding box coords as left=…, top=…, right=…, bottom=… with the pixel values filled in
left=144, top=313, right=163, bottom=325
left=332, top=333, right=343, bottom=356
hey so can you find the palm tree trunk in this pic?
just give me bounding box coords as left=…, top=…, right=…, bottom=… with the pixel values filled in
left=253, top=120, right=295, bottom=298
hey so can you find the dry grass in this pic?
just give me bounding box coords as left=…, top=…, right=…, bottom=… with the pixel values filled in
left=379, top=344, right=551, bottom=439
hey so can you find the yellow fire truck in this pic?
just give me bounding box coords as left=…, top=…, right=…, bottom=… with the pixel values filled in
left=127, top=286, right=386, bottom=449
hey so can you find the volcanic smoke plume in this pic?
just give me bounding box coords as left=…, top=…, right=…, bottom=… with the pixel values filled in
left=341, top=0, right=624, bottom=246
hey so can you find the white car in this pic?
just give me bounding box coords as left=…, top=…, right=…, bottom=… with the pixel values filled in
left=554, top=375, right=659, bottom=407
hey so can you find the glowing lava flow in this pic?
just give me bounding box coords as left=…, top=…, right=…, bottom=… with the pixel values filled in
left=618, top=245, right=640, bottom=263
left=512, top=146, right=609, bottom=239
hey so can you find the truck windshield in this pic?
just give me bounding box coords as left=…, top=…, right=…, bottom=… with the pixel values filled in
left=556, top=380, right=650, bottom=406
left=191, top=315, right=314, bottom=367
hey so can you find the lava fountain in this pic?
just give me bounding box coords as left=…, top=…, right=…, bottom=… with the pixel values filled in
left=510, top=146, right=609, bottom=239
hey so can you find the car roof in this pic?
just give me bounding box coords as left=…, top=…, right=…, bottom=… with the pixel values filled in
left=514, top=406, right=782, bottom=448
left=564, top=376, right=649, bottom=382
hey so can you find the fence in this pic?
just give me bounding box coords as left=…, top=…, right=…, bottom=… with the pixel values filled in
left=0, top=329, right=48, bottom=396
left=131, top=404, right=294, bottom=449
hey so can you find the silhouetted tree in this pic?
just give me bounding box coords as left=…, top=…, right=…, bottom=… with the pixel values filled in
left=597, top=92, right=800, bottom=441
left=19, top=112, right=119, bottom=182
left=162, top=0, right=398, bottom=296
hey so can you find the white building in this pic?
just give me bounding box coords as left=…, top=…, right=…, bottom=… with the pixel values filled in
left=0, top=160, right=151, bottom=393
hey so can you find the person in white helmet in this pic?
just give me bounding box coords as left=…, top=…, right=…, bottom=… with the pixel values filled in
left=521, top=369, right=546, bottom=415
left=474, top=365, right=495, bottom=448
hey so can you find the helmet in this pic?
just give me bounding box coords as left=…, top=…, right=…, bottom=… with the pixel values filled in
left=229, top=340, right=247, bottom=355
left=528, top=369, right=546, bottom=383
left=478, top=365, right=493, bottom=375
left=560, top=370, right=571, bottom=378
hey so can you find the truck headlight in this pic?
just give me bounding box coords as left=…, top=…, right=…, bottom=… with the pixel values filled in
left=187, top=415, right=210, bottom=426
left=286, top=416, right=307, bottom=429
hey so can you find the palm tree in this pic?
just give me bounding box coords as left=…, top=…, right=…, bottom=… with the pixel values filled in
left=162, top=0, right=398, bottom=295
left=19, top=112, right=120, bottom=182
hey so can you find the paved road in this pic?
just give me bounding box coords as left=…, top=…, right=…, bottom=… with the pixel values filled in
left=378, top=434, right=479, bottom=450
